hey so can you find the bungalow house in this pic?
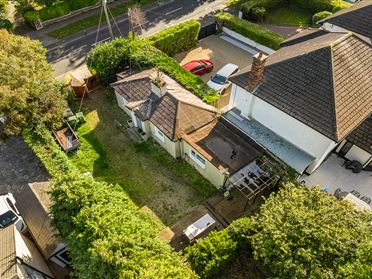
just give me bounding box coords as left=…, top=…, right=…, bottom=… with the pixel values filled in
left=226, top=29, right=371, bottom=174
left=111, top=69, right=217, bottom=158
left=111, top=70, right=282, bottom=190
left=16, top=182, right=71, bottom=279
left=320, top=0, right=372, bottom=41
left=0, top=224, right=54, bottom=279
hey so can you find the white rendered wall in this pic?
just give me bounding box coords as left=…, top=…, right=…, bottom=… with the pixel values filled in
left=230, top=84, right=338, bottom=172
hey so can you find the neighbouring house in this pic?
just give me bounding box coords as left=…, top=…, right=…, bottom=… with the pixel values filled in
left=111, top=69, right=218, bottom=158
left=16, top=182, right=71, bottom=279
left=320, top=0, right=372, bottom=41
left=0, top=224, right=54, bottom=279
left=226, top=29, right=371, bottom=175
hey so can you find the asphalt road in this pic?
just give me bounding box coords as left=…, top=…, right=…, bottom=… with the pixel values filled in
left=46, top=0, right=226, bottom=77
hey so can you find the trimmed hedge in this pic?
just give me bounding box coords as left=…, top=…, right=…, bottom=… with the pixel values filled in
left=215, top=12, right=285, bottom=50
left=186, top=218, right=253, bottom=278
left=312, top=10, right=333, bottom=24
left=147, top=19, right=201, bottom=56
left=87, top=21, right=220, bottom=104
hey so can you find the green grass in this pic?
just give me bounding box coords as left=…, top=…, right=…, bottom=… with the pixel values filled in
left=265, top=5, right=312, bottom=26
left=68, top=88, right=217, bottom=226
left=48, top=0, right=156, bottom=39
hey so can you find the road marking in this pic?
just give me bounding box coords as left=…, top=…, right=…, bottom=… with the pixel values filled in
left=165, top=7, right=182, bottom=15
left=92, top=37, right=111, bottom=46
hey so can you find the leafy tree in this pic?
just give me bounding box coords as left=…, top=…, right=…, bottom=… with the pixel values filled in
left=250, top=183, right=372, bottom=278
left=0, top=0, right=7, bottom=17
left=186, top=218, right=253, bottom=278
left=0, top=30, right=67, bottom=136
left=50, top=174, right=197, bottom=279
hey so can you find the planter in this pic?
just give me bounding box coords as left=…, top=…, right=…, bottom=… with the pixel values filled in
left=140, top=132, right=148, bottom=141
left=127, top=119, right=134, bottom=128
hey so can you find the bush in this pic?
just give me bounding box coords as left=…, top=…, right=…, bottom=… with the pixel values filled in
left=0, top=19, right=13, bottom=30
left=23, top=10, right=40, bottom=24
left=186, top=218, right=253, bottom=278
left=241, top=0, right=281, bottom=19
left=51, top=174, right=197, bottom=279
left=147, top=19, right=200, bottom=56
left=215, top=12, right=285, bottom=50
left=312, top=10, right=332, bottom=24
left=292, top=0, right=351, bottom=13
left=251, top=6, right=266, bottom=22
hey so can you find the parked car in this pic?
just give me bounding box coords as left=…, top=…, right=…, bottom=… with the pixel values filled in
left=0, top=193, right=27, bottom=232
left=182, top=59, right=214, bottom=75
left=207, top=63, right=239, bottom=92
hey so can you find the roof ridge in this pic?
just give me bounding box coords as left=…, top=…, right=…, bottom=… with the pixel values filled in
left=329, top=32, right=353, bottom=48
left=328, top=45, right=340, bottom=141
left=177, top=99, right=217, bottom=113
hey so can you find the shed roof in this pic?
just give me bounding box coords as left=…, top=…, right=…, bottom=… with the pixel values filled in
left=0, top=225, right=17, bottom=279
left=230, top=30, right=372, bottom=142
left=16, top=182, right=59, bottom=260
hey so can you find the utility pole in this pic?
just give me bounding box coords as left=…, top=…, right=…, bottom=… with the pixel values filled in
left=102, top=0, right=114, bottom=39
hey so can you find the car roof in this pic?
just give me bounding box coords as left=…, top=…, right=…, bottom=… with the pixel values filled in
left=0, top=195, right=11, bottom=215
left=216, top=63, right=239, bottom=77
left=183, top=60, right=202, bottom=70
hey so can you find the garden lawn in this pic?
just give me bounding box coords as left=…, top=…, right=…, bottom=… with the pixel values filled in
left=265, top=5, right=312, bottom=26
left=48, top=0, right=155, bottom=39
left=69, top=88, right=217, bottom=226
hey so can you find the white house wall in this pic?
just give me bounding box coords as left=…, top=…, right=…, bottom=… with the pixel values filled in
left=231, top=85, right=338, bottom=173
left=114, top=92, right=132, bottom=115
left=149, top=122, right=180, bottom=158
left=181, top=140, right=226, bottom=188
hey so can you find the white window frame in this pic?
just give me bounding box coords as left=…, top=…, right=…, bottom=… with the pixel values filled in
left=190, top=149, right=206, bottom=169
left=154, top=127, right=165, bottom=143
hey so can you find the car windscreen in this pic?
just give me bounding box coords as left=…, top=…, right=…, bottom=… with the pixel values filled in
left=0, top=210, right=18, bottom=228
left=211, top=74, right=227, bottom=85
left=199, top=61, right=207, bottom=66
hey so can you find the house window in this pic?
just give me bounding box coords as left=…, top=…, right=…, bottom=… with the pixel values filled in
left=154, top=127, right=165, bottom=143
left=190, top=150, right=206, bottom=169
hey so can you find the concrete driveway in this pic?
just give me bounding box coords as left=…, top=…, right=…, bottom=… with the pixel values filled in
left=175, top=35, right=253, bottom=82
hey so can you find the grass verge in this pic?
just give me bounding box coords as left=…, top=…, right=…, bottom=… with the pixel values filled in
left=48, top=0, right=155, bottom=39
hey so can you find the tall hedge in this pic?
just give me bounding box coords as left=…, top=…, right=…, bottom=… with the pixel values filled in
left=87, top=33, right=219, bottom=104
left=215, top=12, right=285, bottom=50
left=51, top=174, right=197, bottom=279
left=147, top=19, right=201, bottom=56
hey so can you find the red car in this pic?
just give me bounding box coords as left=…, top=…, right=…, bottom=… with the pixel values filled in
left=182, top=59, right=214, bottom=75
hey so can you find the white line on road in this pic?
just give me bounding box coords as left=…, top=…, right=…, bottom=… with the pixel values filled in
left=92, top=37, right=111, bottom=46
left=165, top=7, right=183, bottom=15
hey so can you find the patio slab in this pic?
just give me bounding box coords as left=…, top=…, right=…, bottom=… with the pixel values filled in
left=301, top=154, right=372, bottom=200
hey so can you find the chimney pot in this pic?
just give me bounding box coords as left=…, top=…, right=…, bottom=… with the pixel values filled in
left=247, top=52, right=267, bottom=92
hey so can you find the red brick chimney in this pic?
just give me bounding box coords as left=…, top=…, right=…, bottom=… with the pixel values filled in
left=247, top=53, right=268, bottom=92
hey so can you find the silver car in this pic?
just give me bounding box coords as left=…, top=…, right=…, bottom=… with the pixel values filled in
left=207, top=63, right=239, bottom=93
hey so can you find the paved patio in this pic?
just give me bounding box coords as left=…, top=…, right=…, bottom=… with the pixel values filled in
left=301, top=154, right=372, bottom=200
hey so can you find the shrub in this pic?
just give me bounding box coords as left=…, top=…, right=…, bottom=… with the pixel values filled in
left=23, top=10, right=39, bottom=24
left=186, top=218, right=253, bottom=278
left=312, top=10, right=332, bottom=24
left=51, top=174, right=197, bottom=279
left=0, top=19, right=13, bottom=30
left=292, top=0, right=351, bottom=13
left=215, top=12, right=285, bottom=50
left=241, top=0, right=281, bottom=19
left=251, top=6, right=266, bottom=22
left=147, top=19, right=200, bottom=56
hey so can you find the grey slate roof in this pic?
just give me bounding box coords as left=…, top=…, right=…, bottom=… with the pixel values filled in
left=347, top=116, right=372, bottom=154
left=230, top=30, right=372, bottom=142
left=324, top=0, right=372, bottom=39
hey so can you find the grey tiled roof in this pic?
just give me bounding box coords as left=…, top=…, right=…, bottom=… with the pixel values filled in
left=324, top=0, right=372, bottom=39
left=347, top=116, right=372, bottom=154
left=230, top=30, right=372, bottom=142
left=111, top=70, right=217, bottom=141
